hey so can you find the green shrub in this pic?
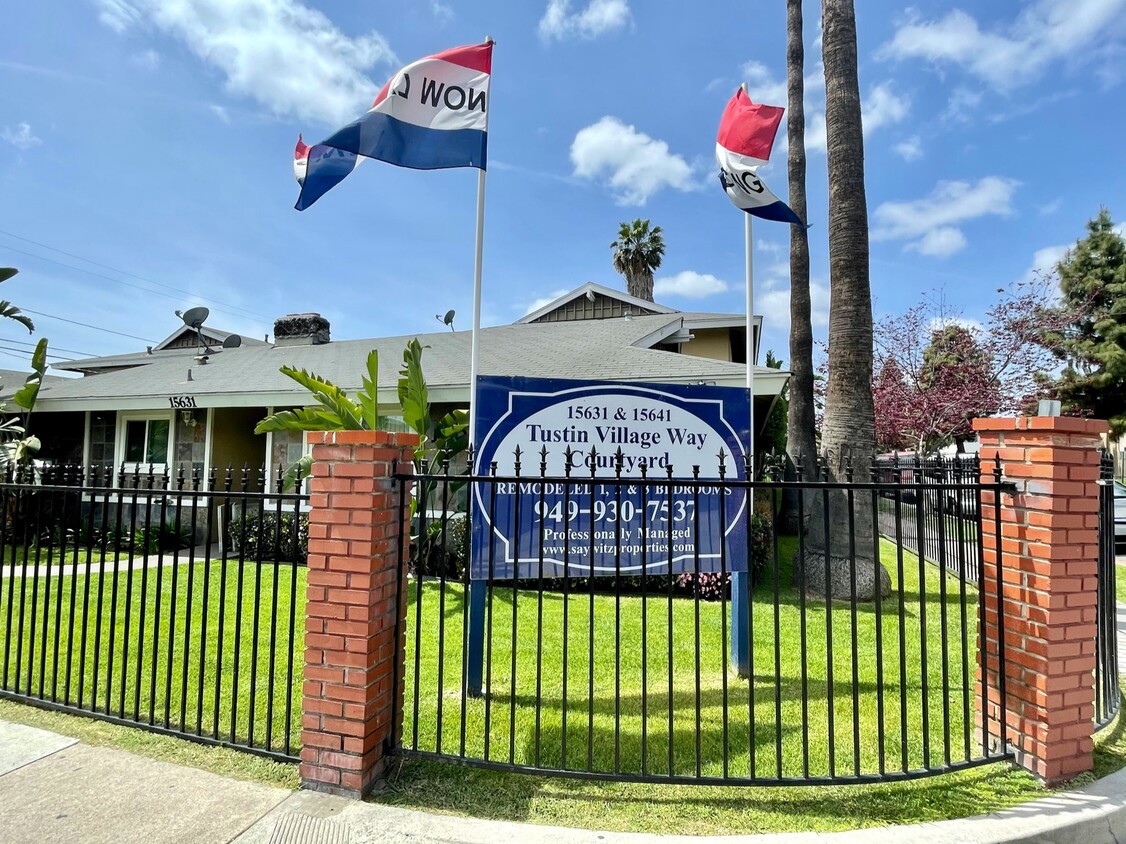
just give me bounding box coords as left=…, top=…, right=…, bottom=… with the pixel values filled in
left=228, top=511, right=309, bottom=563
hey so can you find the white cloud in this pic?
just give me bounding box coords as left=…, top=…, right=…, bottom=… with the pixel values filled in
left=1038, top=198, right=1062, bottom=216
left=93, top=0, right=395, bottom=126
left=97, top=0, right=143, bottom=32
left=209, top=104, right=231, bottom=123
left=130, top=48, right=160, bottom=70
left=539, top=0, right=630, bottom=42
left=740, top=60, right=788, bottom=106
left=893, top=135, right=923, bottom=161
left=872, top=176, right=1020, bottom=257
left=654, top=271, right=729, bottom=298
left=1, top=122, right=41, bottom=150
left=570, top=116, right=696, bottom=205
left=758, top=275, right=831, bottom=339
left=524, top=288, right=570, bottom=315
left=1021, top=244, right=1070, bottom=283
left=756, top=239, right=784, bottom=256
left=863, top=82, right=910, bottom=133
left=880, top=1, right=1126, bottom=91
left=805, top=111, right=826, bottom=153
left=909, top=227, right=967, bottom=258
left=430, top=1, right=454, bottom=23
left=942, top=87, right=984, bottom=123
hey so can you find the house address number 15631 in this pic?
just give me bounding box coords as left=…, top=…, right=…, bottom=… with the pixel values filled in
left=168, top=395, right=198, bottom=408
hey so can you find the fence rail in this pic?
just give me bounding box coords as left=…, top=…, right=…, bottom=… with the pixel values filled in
left=873, top=455, right=982, bottom=584
left=0, top=464, right=308, bottom=762
left=394, top=452, right=1013, bottom=786
left=1096, top=451, right=1121, bottom=729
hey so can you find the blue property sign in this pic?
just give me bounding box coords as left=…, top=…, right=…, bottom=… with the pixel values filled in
left=470, top=375, right=751, bottom=580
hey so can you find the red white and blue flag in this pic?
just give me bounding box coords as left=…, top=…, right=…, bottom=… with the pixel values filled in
left=715, top=88, right=803, bottom=226
left=295, top=41, right=492, bottom=211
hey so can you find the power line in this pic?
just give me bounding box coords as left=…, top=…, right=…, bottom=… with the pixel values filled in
left=0, top=336, right=96, bottom=357
left=0, top=244, right=270, bottom=326
left=0, top=346, right=76, bottom=364
left=0, top=229, right=274, bottom=321
left=19, top=308, right=157, bottom=343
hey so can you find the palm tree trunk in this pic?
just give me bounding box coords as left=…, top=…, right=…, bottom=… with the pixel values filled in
left=800, top=0, right=886, bottom=600
left=781, top=0, right=816, bottom=534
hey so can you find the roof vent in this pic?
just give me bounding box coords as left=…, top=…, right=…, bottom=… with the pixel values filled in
left=273, top=313, right=330, bottom=347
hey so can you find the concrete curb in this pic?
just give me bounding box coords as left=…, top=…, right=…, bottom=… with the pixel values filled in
left=5, top=716, right=1126, bottom=843
left=229, top=764, right=1126, bottom=844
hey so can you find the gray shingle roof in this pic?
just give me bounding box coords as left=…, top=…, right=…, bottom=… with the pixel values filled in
left=36, top=316, right=788, bottom=411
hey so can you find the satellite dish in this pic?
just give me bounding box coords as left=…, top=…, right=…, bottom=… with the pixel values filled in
left=0, top=268, right=18, bottom=283
left=222, top=335, right=242, bottom=349
left=181, top=306, right=210, bottom=330
left=435, top=309, right=456, bottom=331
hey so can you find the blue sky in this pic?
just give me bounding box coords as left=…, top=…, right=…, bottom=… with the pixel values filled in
left=2, top=0, right=1124, bottom=375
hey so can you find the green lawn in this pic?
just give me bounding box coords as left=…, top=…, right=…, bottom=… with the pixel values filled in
left=2, top=540, right=1115, bottom=834
left=0, top=556, right=304, bottom=759
left=382, top=539, right=1049, bottom=832
left=402, top=538, right=986, bottom=781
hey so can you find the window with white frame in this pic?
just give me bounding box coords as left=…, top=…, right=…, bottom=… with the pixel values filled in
left=118, top=412, right=173, bottom=468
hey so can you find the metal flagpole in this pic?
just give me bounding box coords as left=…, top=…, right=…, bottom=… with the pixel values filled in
left=731, top=211, right=753, bottom=677
left=468, top=166, right=486, bottom=448
left=466, top=36, right=493, bottom=697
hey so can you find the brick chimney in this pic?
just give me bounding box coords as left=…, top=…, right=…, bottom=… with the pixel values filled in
left=273, top=313, right=330, bottom=346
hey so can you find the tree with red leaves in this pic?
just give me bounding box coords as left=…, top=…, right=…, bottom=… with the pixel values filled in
left=873, top=278, right=1072, bottom=453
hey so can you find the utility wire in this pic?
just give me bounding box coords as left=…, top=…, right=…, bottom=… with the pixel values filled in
left=0, top=244, right=270, bottom=326
left=0, top=345, right=76, bottom=362
left=0, top=229, right=274, bottom=321
left=19, top=308, right=156, bottom=342
left=0, top=336, right=96, bottom=357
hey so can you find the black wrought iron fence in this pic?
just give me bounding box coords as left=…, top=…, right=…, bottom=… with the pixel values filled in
left=0, top=464, right=308, bottom=762
left=874, top=455, right=982, bottom=583
left=1096, top=450, right=1120, bottom=729
left=394, top=449, right=1012, bottom=786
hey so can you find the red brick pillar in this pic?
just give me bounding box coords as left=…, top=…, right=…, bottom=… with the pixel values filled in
left=300, top=430, right=417, bottom=798
left=973, top=416, right=1107, bottom=784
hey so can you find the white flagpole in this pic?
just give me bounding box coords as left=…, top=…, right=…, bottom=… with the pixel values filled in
left=467, top=36, right=493, bottom=449
left=745, top=212, right=754, bottom=466
left=468, top=166, right=486, bottom=447
left=739, top=81, right=756, bottom=470
left=466, top=38, right=492, bottom=698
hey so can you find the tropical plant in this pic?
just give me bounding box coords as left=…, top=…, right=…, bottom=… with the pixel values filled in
left=611, top=218, right=665, bottom=302
left=1, top=337, right=49, bottom=466
left=0, top=267, right=33, bottom=333
left=255, top=339, right=469, bottom=572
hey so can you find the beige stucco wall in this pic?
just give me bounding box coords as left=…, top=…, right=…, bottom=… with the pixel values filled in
left=681, top=328, right=733, bottom=362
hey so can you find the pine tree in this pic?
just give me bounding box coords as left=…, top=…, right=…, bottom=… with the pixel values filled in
left=1049, top=209, right=1126, bottom=434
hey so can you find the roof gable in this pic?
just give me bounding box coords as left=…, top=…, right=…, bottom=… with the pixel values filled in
left=516, top=282, right=676, bottom=325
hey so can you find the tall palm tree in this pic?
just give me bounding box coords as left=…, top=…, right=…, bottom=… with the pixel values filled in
left=611, top=219, right=665, bottom=302
left=800, top=0, right=885, bottom=600
left=784, top=0, right=816, bottom=526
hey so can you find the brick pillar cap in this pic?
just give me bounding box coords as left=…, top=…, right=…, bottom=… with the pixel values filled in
left=973, top=416, right=1109, bottom=435
left=305, top=429, right=421, bottom=447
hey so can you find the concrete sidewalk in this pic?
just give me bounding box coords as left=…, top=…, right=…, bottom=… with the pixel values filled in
left=4, top=718, right=1126, bottom=843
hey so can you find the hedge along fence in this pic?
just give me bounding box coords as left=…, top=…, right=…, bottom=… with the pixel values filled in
left=227, top=511, right=309, bottom=564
